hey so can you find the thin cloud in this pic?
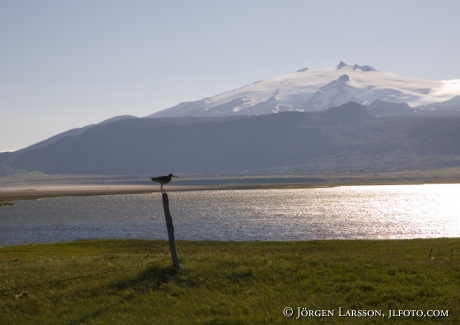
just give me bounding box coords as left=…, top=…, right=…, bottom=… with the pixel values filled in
left=430, top=79, right=460, bottom=99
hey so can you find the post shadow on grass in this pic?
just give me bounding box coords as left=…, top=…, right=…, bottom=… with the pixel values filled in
left=109, top=264, right=178, bottom=293
left=66, top=265, right=177, bottom=325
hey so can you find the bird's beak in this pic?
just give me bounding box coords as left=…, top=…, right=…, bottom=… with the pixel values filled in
left=173, top=175, right=179, bottom=178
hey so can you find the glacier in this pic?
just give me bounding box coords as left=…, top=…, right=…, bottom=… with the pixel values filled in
left=148, top=61, right=460, bottom=118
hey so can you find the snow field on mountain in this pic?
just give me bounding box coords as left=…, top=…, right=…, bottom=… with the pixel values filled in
left=149, top=62, right=460, bottom=117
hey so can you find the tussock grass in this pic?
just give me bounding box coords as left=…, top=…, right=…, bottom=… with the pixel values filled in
left=1, top=239, right=459, bottom=324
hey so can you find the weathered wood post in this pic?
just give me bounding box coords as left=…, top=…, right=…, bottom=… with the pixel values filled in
left=162, top=192, right=180, bottom=271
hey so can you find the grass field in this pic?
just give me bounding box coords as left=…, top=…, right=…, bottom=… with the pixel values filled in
left=1, top=239, right=459, bottom=324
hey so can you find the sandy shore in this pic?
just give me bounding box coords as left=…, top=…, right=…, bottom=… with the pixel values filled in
left=0, top=185, right=218, bottom=201
left=3, top=179, right=455, bottom=201
left=0, top=183, right=327, bottom=201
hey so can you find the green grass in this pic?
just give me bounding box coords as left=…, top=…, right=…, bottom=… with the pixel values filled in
left=1, top=239, right=459, bottom=324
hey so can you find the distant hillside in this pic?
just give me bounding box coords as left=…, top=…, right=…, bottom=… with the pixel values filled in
left=2, top=102, right=460, bottom=176
left=415, top=95, right=460, bottom=116
left=366, top=97, right=460, bottom=118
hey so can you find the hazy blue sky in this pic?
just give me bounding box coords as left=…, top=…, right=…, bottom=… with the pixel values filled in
left=2, top=0, right=460, bottom=152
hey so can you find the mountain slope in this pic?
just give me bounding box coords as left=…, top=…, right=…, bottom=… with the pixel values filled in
left=5, top=102, right=460, bottom=176
left=15, top=115, right=138, bottom=155
left=414, top=95, right=460, bottom=116
left=148, top=62, right=460, bottom=118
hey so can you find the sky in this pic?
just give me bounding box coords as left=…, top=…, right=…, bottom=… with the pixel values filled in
left=1, top=0, right=460, bottom=152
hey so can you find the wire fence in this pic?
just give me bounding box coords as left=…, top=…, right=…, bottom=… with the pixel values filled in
left=429, top=247, right=456, bottom=262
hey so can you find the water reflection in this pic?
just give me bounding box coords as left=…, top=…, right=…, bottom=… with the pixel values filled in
left=1, top=184, right=459, bottom=246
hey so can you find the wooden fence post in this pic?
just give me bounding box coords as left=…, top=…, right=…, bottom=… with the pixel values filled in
left=162, top=192, right=180, bottom=272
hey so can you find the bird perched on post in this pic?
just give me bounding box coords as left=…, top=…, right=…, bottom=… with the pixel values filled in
left=150, top=174, right=179, bottom=192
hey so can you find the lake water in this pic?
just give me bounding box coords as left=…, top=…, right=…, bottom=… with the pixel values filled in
left=1, top=184, right=459, bottom=246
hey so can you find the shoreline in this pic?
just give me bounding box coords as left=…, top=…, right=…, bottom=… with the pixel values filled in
left=0, top=184, right=299, bottom=201
left=2, top=236, right=459, bottom=249
left=0, top=185, right=218, bottom=201
left=1, top=180, right=460, bottom=202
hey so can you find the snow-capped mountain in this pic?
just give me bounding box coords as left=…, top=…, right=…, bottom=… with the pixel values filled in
left=148, top=61, right=460, bottom=118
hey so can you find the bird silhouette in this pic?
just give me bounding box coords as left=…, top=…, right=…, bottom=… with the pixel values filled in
left=150, top=174, right=179, bottom=192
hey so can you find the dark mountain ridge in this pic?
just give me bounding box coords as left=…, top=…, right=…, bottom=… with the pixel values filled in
left=367, top=96, right=460, bottom=118
left=2, top=102, right=460, bottom=176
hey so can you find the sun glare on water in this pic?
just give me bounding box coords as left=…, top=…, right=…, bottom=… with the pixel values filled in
left=1, top=184, right=459, bottom=245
